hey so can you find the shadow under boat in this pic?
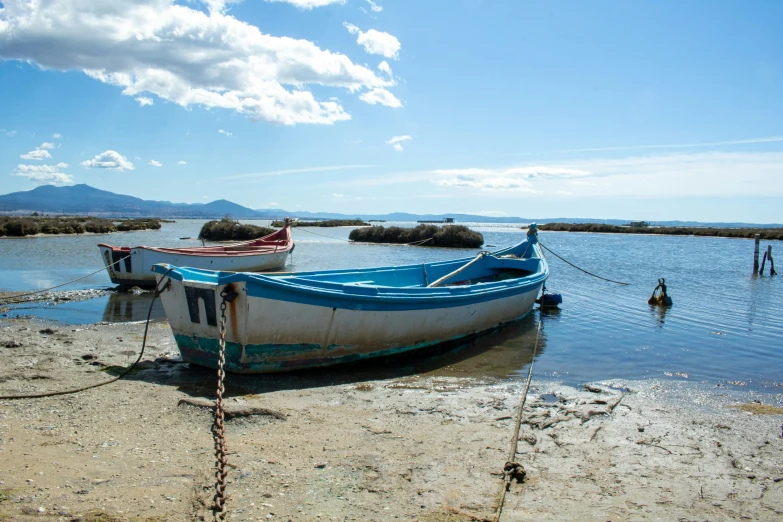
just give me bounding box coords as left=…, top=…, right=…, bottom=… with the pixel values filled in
left=123, top=309, right=551, bottom=398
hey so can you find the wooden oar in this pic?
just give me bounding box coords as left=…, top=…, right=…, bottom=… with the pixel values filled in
left=426, top=252, right=487, bottom=288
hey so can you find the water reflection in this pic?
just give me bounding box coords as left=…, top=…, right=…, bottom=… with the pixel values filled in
left=539, top=306, right=562, bottom=319
left=649, top=303, right=670, bottom=328
left=103, top=291, right=166, bottom=323
left=311, top=311, right=548, bottom=383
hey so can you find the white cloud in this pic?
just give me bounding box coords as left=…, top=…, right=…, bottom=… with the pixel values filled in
left=3, top=129, right=17, bottom=137
left=149, top=159, right=163, bottom=167
left=80, top=150, right=135, bottom=171
left=53, top=133, right=62, bottom=139
left=218, top=129, right=233, bottom=137
left=474, top=210, right=509, bottom=217
left=268, top=201, right=279, bottom=206
left=20, top=148, right=53, bottom=160
left=359, top=88, right=401, bottom=108
left=507, top=135, right=783, bottom=157
left=0, top=0, right=397, bottom=125
left=343, top=22, right=400, bottom=59
left=366, top=0, right=383, bottom=13
left=554, top=152, right=783, bottom=197
left=39, top=142, right=55, bottom=149
left=178, top=160, right=187, bottom=165
left=332, top=193, right=345, bottom=198
left=386, top=135, right=412, bottom=152
left=13, top=163, right=73, bottom=184
left=265, top=0, right=346, bottom=9
left=219, top=164, right=374, bottom=182
left=377, top=61, right=392, bottom=76
left=428, top=152, right=783, bottom=197
left=433, top=166, right=589, bottom=192
left=136, top=96, right=153, bottom=107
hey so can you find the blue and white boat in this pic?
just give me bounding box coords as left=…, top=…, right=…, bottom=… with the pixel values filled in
left=152, top=225, right=548, bottom=373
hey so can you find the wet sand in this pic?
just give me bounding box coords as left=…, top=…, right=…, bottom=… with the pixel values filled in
left=0, top=318, right=782, bottom=521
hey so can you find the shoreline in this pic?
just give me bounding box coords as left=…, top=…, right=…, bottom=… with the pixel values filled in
left=538, top=223, right=783, bottom=240
left=0, top=318, right=781, bottom=520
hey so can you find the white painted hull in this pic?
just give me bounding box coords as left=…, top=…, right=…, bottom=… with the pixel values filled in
left=157, top=277, right=541, bottom=373
left=98, top=246, right=290, bottom=286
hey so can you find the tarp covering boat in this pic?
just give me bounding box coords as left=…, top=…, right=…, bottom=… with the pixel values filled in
left=98, top=219, right=293, bottom=287
left=152, top=224, right=548, bottom=373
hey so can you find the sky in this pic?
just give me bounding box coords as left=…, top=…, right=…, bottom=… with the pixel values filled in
left=1, top=0, right=782, bottom=223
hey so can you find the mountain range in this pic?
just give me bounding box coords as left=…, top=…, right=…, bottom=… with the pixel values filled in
left=0, top=184, right=780, bottom=228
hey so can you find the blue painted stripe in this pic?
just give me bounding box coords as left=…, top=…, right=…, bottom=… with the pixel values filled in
left=154, top=238, right=548, bottom=311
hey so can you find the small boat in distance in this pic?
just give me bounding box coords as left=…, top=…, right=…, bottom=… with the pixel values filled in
left=152, top=224, right=548, bottom=373
left=98, top=218, right=294, bottom=287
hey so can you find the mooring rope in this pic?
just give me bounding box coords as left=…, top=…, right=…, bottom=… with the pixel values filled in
left=0, top=254, right=133, bottom=304
left=493, top=310, right=543, bottom=522
left=538, top=242, right=629, bottom=285
left=0, top=268, right=173, bottom=401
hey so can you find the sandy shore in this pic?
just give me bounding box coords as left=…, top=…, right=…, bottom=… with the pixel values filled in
left=1, top=318, right=782, bottom=521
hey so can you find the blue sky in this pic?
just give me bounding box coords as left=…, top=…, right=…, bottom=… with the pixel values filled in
left=1, top=0, right=782, bottom=222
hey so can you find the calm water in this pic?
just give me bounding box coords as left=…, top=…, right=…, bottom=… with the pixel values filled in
left=1, top=220, right=781, bottom=390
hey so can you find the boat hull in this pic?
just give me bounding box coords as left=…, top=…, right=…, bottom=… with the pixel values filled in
left=98, top=246, right=291, bottom=286
left=166, top=285, right=541, bottom=373
left=98, top=222, right=293, bottom=287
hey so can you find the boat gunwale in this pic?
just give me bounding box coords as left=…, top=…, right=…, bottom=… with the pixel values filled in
left=97, top=224, right=293, bottom=258
left=152, top=242, right=549, bottom=305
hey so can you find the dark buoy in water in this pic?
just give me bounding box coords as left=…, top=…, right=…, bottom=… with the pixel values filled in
left=537, top=293, right=563, bottom=307
left=648, top=278, right=672, bottom=306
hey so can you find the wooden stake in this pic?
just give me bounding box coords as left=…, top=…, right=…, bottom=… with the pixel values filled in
left=753, top=234, right=761, bottom=273
left=768, top=245, right=776, bottom=276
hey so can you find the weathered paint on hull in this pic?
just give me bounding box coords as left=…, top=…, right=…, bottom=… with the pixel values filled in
left=98, top=246, right=290, bottom=286
left=158, top=278, right=541, bottom=373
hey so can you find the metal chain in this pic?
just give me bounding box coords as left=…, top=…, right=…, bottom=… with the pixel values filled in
left=213, top=293, right=229, bottom=521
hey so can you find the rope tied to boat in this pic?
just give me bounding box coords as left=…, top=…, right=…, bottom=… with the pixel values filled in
left=538, top=242, right=629, bottom=285
left=493, top=310, right=543, bottom=522
left=0, top=253, right=134, bottom=305
left=0, top=268, right=173, bottom=400
left=213, top=287, right=237, bottom=521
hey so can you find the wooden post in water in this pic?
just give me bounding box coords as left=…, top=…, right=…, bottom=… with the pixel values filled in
left=753, top=234, right=761, bottom=273
left=768, top=245, right=776, bottom=276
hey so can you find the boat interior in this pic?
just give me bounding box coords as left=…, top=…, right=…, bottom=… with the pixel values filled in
left=280, top=254, right=544, bottom=290
left=154, top=237, right=546, bottom=291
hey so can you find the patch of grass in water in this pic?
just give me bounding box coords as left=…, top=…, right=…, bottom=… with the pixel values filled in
left=350, top=224, right=484, bottom=248
left=198, top=217, right=274, bottom=241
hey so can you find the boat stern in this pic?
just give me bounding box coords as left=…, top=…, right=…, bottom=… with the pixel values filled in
left=97, top=244, right=153, bottom=286
left=153, top=264, right=249, bottom=370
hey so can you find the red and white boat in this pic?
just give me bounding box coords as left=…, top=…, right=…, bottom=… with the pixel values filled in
left=98, top=220, right=293, bottom=287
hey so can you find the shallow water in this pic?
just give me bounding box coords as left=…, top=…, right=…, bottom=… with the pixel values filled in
left=1, top=220, right=781, bottom=390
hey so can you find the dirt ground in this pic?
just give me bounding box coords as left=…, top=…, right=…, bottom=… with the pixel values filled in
left=0, top=318, right=782, bottom=521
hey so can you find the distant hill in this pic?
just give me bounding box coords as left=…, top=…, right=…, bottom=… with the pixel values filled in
left=0, top=184, right=780, bottom=227
left=0, top=184, right=263, bottom=218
